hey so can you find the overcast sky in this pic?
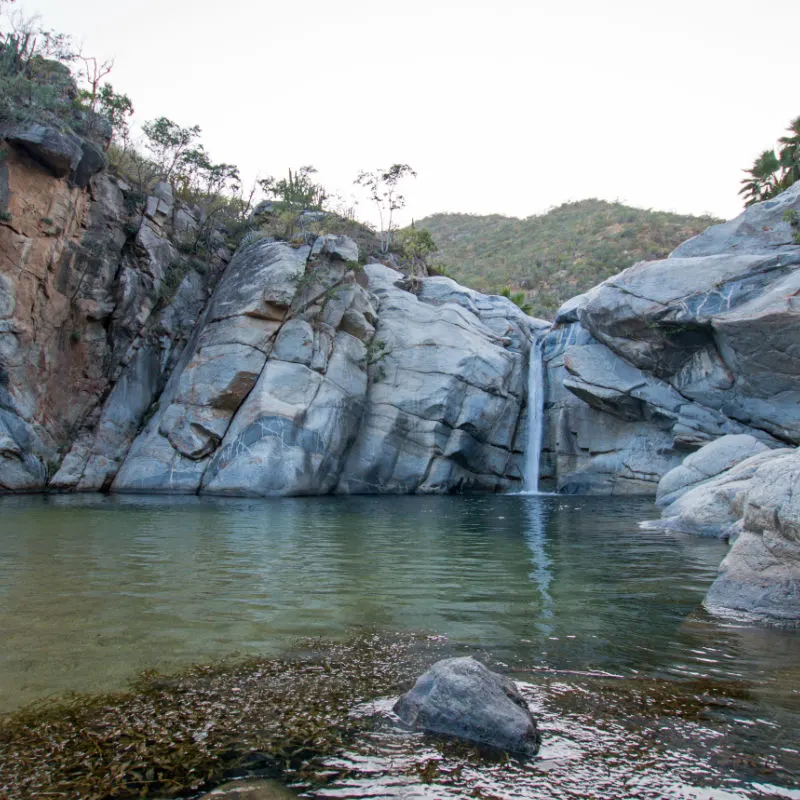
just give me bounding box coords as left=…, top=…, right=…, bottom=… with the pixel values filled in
left=15, top=0, right=800, bottom=225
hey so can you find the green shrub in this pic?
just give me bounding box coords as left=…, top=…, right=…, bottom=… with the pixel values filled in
left=784, top=209, right=800, bottom=244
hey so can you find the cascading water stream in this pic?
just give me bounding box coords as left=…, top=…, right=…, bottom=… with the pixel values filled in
left=523, top=336, right=545, bottom=493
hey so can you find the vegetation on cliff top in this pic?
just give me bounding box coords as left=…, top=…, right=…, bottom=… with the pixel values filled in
left=416, top=200, right=720, bottom=319
left=740, top=115, right=800, bottom=207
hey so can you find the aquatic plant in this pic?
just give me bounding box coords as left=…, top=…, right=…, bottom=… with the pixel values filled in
left=0, top=632, right=440, bottom=800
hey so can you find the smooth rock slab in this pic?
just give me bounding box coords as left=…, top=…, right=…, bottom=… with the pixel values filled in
left=656, top=434, right=771, bottom=508
left=393, top=656, right=540, bottom=757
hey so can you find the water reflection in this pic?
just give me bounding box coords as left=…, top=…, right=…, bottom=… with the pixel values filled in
left=521, top=496, right=554, bottom=636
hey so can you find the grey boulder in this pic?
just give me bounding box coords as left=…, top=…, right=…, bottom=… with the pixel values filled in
left=393, top=656, right=540, bottom=757
left=542, top=182, right=800, bottom=495
left=1, top=123, right=83, bottom=177
left=652, top=449, right=793, bottom=538
left=704, top=448, right=800, bottom=626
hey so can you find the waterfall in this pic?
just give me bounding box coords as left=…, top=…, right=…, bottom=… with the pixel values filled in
left=523, top=337, right=545, bottom=493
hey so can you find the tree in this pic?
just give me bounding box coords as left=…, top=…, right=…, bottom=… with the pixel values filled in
left=355, top=163, right=416, bottom=253
left=740, top=116, right=800, bottom=206
left=76, top=53, right=113, bottom=113
left=778, top=116, right=800, bottom=189
left=97, top=83, right=133, bottom=142
left=142, top=116, right=202, bottom=182
left=176, top=145, right=240, bottom=198
left=260, top=166, right=327, bottom=211
left=397, top=223, right=437, bottom=275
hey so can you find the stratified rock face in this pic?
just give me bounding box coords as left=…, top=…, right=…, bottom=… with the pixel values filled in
left=0, top=138, right=536, bottom=497
left=542, top=183, right=800, bottom=493
left=336, top=267, right=532, bottom=494
left=113, top=250, right=534, bottom=496
left=393, top=656, right=540, bottom=757
left=0, top=138, right=228, bottom=492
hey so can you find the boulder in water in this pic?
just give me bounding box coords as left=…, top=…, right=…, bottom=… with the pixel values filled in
left=393, top=656, right=541, bottom=756
left=198, top=779, right=297, bottom=799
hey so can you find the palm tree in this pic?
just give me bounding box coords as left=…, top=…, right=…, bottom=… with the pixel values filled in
left=777, top=116, right=800, bottom=191
left=739, top=149, right=780, bottom=206
left=740, top=116, right=800, bottom=207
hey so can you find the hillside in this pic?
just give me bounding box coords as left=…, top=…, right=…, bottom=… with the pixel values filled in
left=417, top=200, right=721, bottom=318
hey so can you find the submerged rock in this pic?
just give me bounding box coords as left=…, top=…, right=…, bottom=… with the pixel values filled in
left=393, top=656, right=541, bottom=757
left=197, top=779, right=297, bottom=799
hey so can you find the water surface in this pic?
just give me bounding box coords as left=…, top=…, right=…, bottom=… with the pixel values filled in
left=1, top=493, right=798, bottom=797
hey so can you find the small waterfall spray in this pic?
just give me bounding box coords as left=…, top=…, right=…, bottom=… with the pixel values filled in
left=523, top=336, right=545, bottom=493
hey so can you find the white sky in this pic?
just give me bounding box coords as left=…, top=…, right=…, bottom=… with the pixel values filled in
left=16, top=0, right=800, bottom=225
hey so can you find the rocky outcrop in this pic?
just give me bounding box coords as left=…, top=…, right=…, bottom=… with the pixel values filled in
left=0, top=137, right=537, bottom=496
left=393, top=656, right=540, bottom=756
left=538, top=184, right=800, bottom=625
left=542, top=182, right=800, bottom=493
left=112, top=245, right=535, bottom=496
left=649, top=439, right=800, bottom=626
left=0, top=138, right=229, bottom=492
left=655, top=433, right=771, bottom=508
left=704, top=449, right=800, bottom=626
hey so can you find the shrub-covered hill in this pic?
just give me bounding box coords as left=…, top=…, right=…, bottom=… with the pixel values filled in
left=417, top=200, right=721, bottom=319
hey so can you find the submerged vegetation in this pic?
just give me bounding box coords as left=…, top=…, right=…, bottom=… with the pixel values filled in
left=4, top=630, right=795, bottom=800
left=417, top=200, right=721, bottom=318
left=0, top=633, right=439, bottom=800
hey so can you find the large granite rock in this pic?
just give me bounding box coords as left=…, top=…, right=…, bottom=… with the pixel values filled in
left=1, top=123, right=83, bottom=177
left=1, top=142, right=539, bottom=497
left=649, top=449, right=790, bottom=538
left=394, top=656, right=540, bottom=756
left=542, top=183, right=800, bottom=494
left=113, top=246, right=537, bottom=496
left=649, top=439, right=800, bottom=625
left=705, top=450, right=800, bottom=626
left=0, top=144, right=229, bottom=493
left=336, top=269, right=533, bottom=494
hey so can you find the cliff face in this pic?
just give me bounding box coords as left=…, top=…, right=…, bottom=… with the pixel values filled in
left=112, top=245, right=535, bottom=496
left=0, top=131, right=230, bottom=491
left=4, top=139, right=800, bottom=500
left=0, top=141, right=536, bottom=494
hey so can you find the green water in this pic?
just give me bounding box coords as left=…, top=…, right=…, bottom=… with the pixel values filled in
left=1, top=493, right=799, bottom=797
